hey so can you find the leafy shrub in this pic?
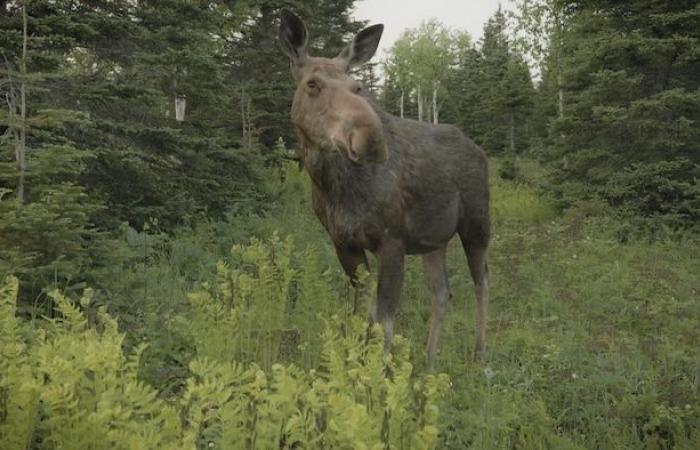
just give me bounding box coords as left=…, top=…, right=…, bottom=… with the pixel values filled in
left=0, top=271, right=449, bottom=450
left=0, top=277, right=182, bottom=449
left=604, top=158, right=700, bottom=232
left=490, top=177, right=558, bottom=225
left=172, top=232, right=355, bottom=370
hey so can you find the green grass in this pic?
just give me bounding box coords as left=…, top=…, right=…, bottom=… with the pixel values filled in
left=188, top=159, right=698, bottom=448
left=490, top=161, right=558, bottom=225
left=251, top=160, right=700, bottom=448
left=399, top=162, right=698, bottom=448
left=3, top=158, right=698, bottom=449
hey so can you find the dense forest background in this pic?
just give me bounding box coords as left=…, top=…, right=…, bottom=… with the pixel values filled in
left=1, top=1, right=699, bottom=449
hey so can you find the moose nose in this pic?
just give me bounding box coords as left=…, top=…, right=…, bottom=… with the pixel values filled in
left=346, top=132, right=360, bottom=162
left=347, top=127, right=387, bottom=164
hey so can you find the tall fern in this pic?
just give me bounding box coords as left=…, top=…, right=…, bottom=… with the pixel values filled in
left=1, top=235, right=451, bottom=449
left=0, top=276, right=41, bottom=450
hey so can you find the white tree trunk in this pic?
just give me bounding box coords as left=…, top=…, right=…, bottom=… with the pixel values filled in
left=175, top=95, right=186, bottom=122
left=555, top=12, right=565, bottom=120
left=17, top=2, right=28, bottom=204
left=557, top=64, right=566, bottom=147
left=417, top=84, right=423, bottom=122
left=432, top=81, right=439, bottom=124
left=399, top=89, right=404, bottom=119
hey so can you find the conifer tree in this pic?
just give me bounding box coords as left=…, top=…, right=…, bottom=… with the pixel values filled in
left=551, top=0, right=700, bottom=228
left=439, top=33, right=484, bottom=143
left=224, top=0, right=364, bottom=148
left=474, top=7, right=535, bottom=156
left=0, top=0, right=103, bottom=303
left=355, top=62, right=380, bottom=96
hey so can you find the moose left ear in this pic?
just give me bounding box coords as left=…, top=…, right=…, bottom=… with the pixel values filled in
left=338, top=24, right=384, bottom=69
left=279, top=9, right=309, bottom=68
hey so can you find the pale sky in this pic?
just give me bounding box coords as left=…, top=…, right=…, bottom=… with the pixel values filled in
left=353, top=0, right=510, bottom=57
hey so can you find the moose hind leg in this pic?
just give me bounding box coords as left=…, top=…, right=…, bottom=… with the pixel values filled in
left=459, top=226, right=490, bottom=361
left=423, top=246, right=450, bottom=367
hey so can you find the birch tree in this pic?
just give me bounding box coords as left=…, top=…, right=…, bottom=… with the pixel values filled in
left=510, top=0, right=571, bottom=119
left=385, top=20, right=456, bottom=123
left=3, top=1, right=28, bottom=203
left=385, top=34, right=413, bottom=119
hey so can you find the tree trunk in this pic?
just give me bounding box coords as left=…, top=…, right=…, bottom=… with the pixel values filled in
left=399, top=89, right=404, bottom=119
left=556, top=51, right=566, bottom=147
left=557, top=84, right=564, bottom=119
left=241, top=87, right=246, bottom=137
left=509, top=109, right=518, bottom=177
left=432, top=81, right=439, bottom=124
left=246, top=96, right=252, bottom=147
left=555, top=12, right=565, bottom=120
left=16, top=2, right=27, bottom=204
left=241, top=87, right=253, bottom=148
left=241, top=87, right=247, bottom=145
left=509, top=109, right=515, bottom=155
left=175, top=95, right=186, bottom=122
left=417, top=84, right=423, bottom=122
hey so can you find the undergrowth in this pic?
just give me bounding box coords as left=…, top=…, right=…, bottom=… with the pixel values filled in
left=0, top=274, right=448, bottom=449
left=1, top=159, right=698, bottom=449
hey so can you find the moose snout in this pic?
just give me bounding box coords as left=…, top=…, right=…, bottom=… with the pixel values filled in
left=338, top=123, right=387, bottom=164
left=349, top=127, right=388, bottom=163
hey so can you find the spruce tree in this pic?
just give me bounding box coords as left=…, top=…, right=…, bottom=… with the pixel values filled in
left=474, top=7, right=535, bottom=156
left=552, top=0, right=700, bottom=229
left=441, top=32, right=479, bottom=131
left=355, top=62, right=381, bottom=96
left=0, top=1, right=103, bottom=304
left=224, top=0, right=364, bottom=149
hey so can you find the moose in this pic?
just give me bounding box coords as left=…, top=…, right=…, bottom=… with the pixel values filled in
left=278, top=10, right=490, bottom=363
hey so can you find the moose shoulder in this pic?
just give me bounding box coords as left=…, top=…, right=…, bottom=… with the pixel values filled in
left=279, top=10, right=490, bottom=364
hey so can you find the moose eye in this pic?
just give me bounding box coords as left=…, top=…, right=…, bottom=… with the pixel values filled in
left=354, top=85, right=362, bottom=94
left=306, top=79, right=318, bottom=89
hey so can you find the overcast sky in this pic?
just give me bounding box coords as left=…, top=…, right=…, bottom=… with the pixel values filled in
left=353, top=0, right=510, bottom=57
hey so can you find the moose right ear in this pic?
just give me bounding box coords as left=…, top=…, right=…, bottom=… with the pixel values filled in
left=338, top=24, right=384, bottom=69
left=279, top=9, right=308, bottom=69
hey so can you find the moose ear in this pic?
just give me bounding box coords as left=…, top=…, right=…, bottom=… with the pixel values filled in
left=279, top=9, right=308, bottom=68
left=338, top=24, right=384, bottom=69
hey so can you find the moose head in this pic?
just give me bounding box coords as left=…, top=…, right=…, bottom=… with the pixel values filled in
left=279, top=10, right=388, bottom=164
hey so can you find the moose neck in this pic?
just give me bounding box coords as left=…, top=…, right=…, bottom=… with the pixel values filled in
left=301, top=96, right=392, bottom=201
left=302, top=144, right=377, bottom=202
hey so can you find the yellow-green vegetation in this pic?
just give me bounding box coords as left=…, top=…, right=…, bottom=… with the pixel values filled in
left=1, top=160, right=699, bottom=449
left=0, top=273, right=449, bottom=449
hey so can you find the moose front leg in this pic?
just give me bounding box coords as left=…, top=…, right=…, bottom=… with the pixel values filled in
left=371, top=241, right=405, bottom=352
left=335, top=244, right=368, bottom=286
left=335, top=244, right=369, bottom=313
left=423, top=246, right=450, bottom=367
